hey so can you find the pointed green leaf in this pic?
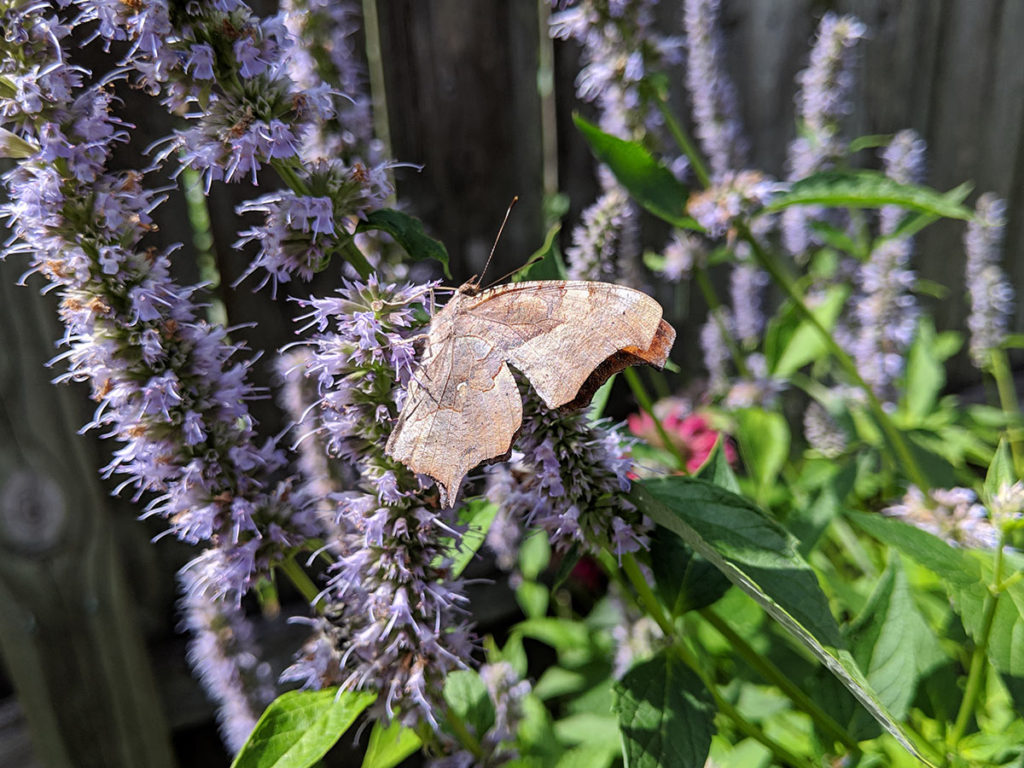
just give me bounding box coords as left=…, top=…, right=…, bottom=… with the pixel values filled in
left=695, top=436, right=740, bottom=493
left=766, top=170, right=972, bottom=220
left=633, top=479, right=924, bottom=759
left=356, top=209, right=450, bottom=277
left=734, top=409, right=789, bottom=497
left=574, top=114, right=690, bottom=227
left=769, top=285, right=848, bottom=376
left=848, top=554, right=946, bottom=719
left=443, top=670, right=495, bottom=737
left=901, top=318, right=945, bottom=421
left=849, top=513, right=1024, bottom=713
left=984, top=439, right=1016, bottom=501
left=360, top=719, right=421, bottom=768
left=448, top=499, right=498, bottom=578
left=231, top=689, right=376, bottom=768
left=613, top=650, right=715, bottom=768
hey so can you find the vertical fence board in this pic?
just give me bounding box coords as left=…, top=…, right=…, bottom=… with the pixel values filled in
left=0, top=263, right=177, bottom=768
left=374, top=0, right=546, bottom=281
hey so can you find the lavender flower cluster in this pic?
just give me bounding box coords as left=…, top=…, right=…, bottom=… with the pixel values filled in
left=487, top=390, right=645, bottom=561
left=884, top=486, right=999, bottom=550
left=284, top=277, right=475, bottom=727
left=550, top=0, right=682, bottom=142
left=1, top=0, right=318, bottom=611
left=965, top=193, right=1014, bottom=369
left=849, top=130, right=925, bottom=400
left=782, top=13, right=866, bottom=257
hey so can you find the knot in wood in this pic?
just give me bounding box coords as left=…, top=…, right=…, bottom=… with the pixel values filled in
left=0, top=469, right=67, bottom=555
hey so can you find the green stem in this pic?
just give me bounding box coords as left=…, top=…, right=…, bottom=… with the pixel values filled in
left=278, top=554, right=324, bottom=612
left=623, top=367, right=688, bottom=472
left=651, top=91, right=711, bottom=189
left=740, top=226, right=930, bottom=491
left=622, top=553, right=674, bottom=637
left=948, top=532, right=1007, bottom=750
left=443, top=708, right=485, bottom=761
left=270, top=158, right=311, bottom=196
left=694, top=266, right=752, bottom=378
left=990, top=349, right=1024, bottom=476
left=342, top=239, right=373, bottom=279
left=700, top=607, right=860, bottom=752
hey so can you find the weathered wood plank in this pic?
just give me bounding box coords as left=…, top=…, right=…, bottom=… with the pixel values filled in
left=374, top=0, right=546, bottom=282
left=0, top=263, right=177, bottom=768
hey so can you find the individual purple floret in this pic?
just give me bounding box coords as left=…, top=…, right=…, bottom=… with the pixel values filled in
left=965, top=193, right=1014, bottom=369
left=682, top=0, right=748, bottom=178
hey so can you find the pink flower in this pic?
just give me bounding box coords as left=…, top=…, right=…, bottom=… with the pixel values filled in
left=628, top=398, right=735, bottom=473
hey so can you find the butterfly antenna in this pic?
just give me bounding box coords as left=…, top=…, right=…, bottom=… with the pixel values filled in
left=483, top=250, right=547, bottom=289
left=477, top=196, right=518, bottom=288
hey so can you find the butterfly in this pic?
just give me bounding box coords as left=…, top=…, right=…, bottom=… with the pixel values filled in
left=385, top=279, right=675, bottom=507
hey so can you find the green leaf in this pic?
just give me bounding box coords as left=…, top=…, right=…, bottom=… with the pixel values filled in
left=231, top=689, right=376, bottom=768
left=848, top=513, right=1024, bottom=698
left=0, top=126, right=39, bottom=159
left=360, top=720, right=421, bottom=768
left=695, top=436, right=740, bottom=493
left=515, top=617, right=591, bottom=656
left=447, top=500, right=498, bottom=578
left=787, top=481, right=842, bottom=557
left=634, top=479, right=924, bottom=759
left=573, top=114, right=690, bottom=227
left=519, top=529, right=552, bottom=581
left=515, top=223, right=568, bottom=281
left=443, top=670, right=495, bottom=737
left=768, top=285, right=848, bottom=376
left=516, top=580, right=550, bottom=619
left=587, top=375, right=616, bottom=420
left=612, top=650, right=715, bottom=768
left=650, top=525, right=731, bottom=617
left=356, top=209, right=450, bottom=277
left=901, top=318, right=945, bottom=421
left=734, top=409, right=790, bottom=497
left=985, top=439, right=1016, bottom=502
left=766, top=170, right=973, bottom=220
left=551, top=543, right=583, bottom=592
left=847, top=554, right=946, bottom=720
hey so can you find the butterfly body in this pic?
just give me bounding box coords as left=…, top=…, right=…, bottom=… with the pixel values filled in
left=385, top=280, right=675, bottom=507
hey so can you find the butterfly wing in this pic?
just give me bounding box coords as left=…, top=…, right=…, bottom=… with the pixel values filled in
left=464, top=281, right=674, bottom=410
left=385, top=300, right=524, bottom=507
left=385, top=281, right=675, bottom=508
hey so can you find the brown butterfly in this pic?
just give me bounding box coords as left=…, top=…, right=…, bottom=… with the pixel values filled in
left=385, top=279, right=676, bottom=507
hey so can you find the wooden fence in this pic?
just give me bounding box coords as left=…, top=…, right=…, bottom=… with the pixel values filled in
left=0, top=1, right=1021, bottom=765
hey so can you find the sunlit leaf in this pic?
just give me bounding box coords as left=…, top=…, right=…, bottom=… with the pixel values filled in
left=231, top=689, right=375, bottom=768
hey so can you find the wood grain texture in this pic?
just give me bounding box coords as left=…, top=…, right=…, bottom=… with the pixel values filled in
left=0, top=261, right=176, bottom=768
left=386, top=281, right=675, bottom=506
